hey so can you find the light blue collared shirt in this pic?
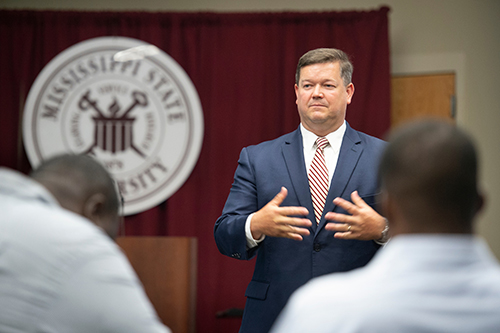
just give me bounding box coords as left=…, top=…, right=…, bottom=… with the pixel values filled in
left=272, top=234, right=500, bottom=333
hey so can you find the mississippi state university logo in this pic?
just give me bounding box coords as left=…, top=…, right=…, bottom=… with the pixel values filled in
left=23, top=37, right=204, bottom=215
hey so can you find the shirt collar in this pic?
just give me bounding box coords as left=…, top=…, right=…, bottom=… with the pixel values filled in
left=0, top=167, right=60, bottom=207
left=300, top=121, right=347, bottom=150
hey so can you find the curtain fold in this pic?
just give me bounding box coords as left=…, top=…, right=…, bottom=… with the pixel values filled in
left=0, top=7, right=390, bottom=332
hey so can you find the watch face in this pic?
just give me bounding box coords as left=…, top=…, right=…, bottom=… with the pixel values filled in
left=378, top=219, right=389, bottom=243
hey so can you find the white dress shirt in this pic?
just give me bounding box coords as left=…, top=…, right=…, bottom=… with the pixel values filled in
left=301, top=121, right=346, bottom=185
left=0, top=168, right=170, bottom=333
left=245, top=122, right=347, bottom=248
left=271, top=234, right=500, bottom=333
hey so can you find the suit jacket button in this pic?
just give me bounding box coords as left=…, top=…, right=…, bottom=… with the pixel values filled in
left=313, top=243, right=321, bottom=252
left=232, top=253, right=241, bottom=259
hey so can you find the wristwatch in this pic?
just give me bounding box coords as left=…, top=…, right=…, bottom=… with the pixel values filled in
left=376, top=218, right=390, bottom=244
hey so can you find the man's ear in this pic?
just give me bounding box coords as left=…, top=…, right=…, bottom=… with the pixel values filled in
left=82, top=193, right=106, bottom=226
left=474, top=191, right=486, bottom=218
left=294, top=83, right=299, bottom=105
left=346, top=83, right=355, bottom=104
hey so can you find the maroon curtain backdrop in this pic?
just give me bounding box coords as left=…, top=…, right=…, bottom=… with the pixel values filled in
left=0, top=8, right=390, bottom=333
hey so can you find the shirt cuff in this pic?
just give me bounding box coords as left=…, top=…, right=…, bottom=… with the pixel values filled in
left=245, top=213, right=265, bottom=249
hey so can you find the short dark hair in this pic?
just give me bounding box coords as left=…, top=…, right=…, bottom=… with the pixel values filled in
left=295, top=48, right=353, bottom=86
left=30, top=154, right=119, bottom=216
left=378, top=120, right=479, bottom=225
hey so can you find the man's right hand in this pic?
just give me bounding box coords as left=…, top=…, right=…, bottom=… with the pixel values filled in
left=250, top=187, right=311, bottom=241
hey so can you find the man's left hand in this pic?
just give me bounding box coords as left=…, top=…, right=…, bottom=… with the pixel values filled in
left=325, top=191, right=385, bottom=240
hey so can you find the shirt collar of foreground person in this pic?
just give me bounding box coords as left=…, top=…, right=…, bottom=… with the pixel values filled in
left=271, top=120, right=500, bottom=333
left=0, top=164, right=170, bottom=333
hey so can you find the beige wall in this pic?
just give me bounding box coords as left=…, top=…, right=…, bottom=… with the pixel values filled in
left=3, top=0, right=500, bottom=258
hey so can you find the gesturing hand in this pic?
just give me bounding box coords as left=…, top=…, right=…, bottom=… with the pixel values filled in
left=250, top=187, right=311, bottom=241
left=325, top=191, right=385, bottom=241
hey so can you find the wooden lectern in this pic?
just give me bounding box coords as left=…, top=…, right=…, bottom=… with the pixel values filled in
left=116, top=237, right=197, bottom=333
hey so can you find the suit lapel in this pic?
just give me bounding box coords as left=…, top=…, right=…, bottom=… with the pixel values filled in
left=282, top=128, right=317, bottom=232
left=316, top=124, right=363, bottom=235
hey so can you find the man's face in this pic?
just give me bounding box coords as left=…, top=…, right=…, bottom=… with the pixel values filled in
left=295, top=62, right=354, bottom=136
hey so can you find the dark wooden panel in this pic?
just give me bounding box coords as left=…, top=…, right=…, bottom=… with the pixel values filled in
left=116, top=237, right=197, bottom=333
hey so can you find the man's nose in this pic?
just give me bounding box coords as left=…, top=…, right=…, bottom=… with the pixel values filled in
left=312, top=85, right=324, bottom=98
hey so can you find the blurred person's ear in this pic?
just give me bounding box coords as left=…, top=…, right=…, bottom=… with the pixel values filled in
left=82, top=193, right=110, bottom=234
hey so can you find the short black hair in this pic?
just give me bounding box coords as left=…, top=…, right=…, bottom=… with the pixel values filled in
left=30, top=154, right=119, bottom=216
left=378, top=119, right=479, bottom=225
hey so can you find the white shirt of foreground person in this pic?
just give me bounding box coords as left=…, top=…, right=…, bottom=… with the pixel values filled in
left=272, top=235, right=500, bottom=333
left=0, top=168, right=170, bottom=333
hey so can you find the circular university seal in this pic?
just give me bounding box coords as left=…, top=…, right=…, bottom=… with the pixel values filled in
left=23, top=37, right=204, bottom=215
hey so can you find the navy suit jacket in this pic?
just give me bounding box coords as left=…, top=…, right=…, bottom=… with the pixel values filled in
left=214, top=123, right=386, bottom=333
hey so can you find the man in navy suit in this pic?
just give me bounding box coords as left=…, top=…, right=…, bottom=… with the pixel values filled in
left=214, top=48, right=388, bottom=333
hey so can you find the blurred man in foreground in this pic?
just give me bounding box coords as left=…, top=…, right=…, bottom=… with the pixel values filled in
left=272, top=120, right=500, bottom=332
left=0, top=154, right=170, bottom=333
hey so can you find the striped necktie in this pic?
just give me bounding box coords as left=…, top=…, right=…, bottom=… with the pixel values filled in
left=309, top=137, right=329, bottom=224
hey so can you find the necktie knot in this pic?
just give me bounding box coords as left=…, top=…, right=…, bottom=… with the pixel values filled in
left=315, top=137, right=329, bottom=151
